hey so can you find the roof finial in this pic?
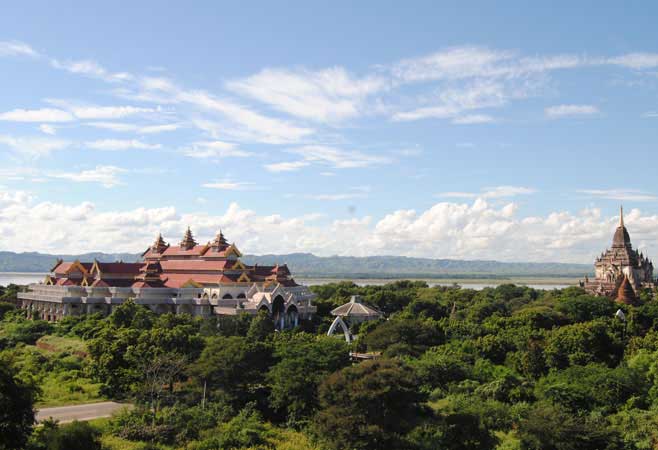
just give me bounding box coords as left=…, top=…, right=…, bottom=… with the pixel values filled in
left=179, top=226, right=197, bottom=249
left=620, top=205, right=624, bottom=228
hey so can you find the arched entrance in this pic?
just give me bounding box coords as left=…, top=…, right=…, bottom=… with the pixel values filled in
left=272, top=295, right=285, bottom=330
left=286, top=305, right=299, bottom=328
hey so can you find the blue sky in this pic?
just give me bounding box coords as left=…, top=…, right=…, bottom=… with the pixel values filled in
left=1, top=1, right=657, bottom=262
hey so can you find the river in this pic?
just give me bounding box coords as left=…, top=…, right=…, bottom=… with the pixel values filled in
left=0, top=272, right=574, bottom=290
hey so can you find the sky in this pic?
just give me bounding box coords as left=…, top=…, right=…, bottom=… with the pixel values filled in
left=1, top=1, right=658, bottom=263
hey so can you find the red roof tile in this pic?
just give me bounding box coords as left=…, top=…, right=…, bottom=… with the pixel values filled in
left=93, top=262, right=142, bottom=275
left=159, top=259, right=234, bottom=272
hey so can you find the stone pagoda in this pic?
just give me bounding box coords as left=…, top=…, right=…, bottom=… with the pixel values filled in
left=582, top=207, right=655, bottom=302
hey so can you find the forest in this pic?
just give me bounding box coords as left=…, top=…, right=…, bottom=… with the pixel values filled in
left=2, top=280, right=658, bottom=450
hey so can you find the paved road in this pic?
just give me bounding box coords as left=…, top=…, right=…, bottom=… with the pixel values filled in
left=36, top=401, right=131, bottom=423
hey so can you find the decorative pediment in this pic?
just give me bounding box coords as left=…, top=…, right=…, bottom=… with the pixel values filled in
left=90, top=260, right=101, bottom=276
left=50, top=258, right=64, bottom=273
left=237, top=272, right=251, bottom=283
left=232, top=260, right=247, bottom=271
left=44, top=275, right=55, bottom=285
left=225, top=243, right=242, bottom=258
left=181, top=279, right=203, bottom=288
left=66, top=260, right=89, bottom=276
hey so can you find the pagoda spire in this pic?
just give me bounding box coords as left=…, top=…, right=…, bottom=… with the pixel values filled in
left=179, top=226, right=198, bottom=250
left=151, top=233, right=169, bottom=253
left=210, top=228, right=229, bottom=251
left=620, top=205, right=625, bottom=228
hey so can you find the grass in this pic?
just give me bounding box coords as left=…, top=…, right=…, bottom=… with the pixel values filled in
left=37, top=373, right=104, bottom=407
left=16, top=334, right=106, bottom=407
left=100, top=435, right=174, bottom=450
left=36, top=334, right=88, bottom=355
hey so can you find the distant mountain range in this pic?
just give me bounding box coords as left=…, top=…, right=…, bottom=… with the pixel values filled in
left=0, top=250, right=592, bottom=279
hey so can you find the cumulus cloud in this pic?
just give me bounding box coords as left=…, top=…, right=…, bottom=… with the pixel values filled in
left=545, top=104, right=600, bottom=118
left=2, top=190, right=658, bottom=263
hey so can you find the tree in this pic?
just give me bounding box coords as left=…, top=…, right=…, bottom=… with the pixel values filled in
left=0, top=356, right=37, bottom=450
left=30, top=420, right=101, bottom=450
left=246, top=310, right=275, bottom=342
left=517, top=403, right=623, bottom=450
left=136, top=354, right=188, bottom=414
left=191, top=336, right=272, bottom=402
left=313, top=359, right=427, bottom=450
left=267, top=334, right=349, bottom=425
left=408, top=413, right=499, bottom=450
left=363, top=318, right=443, bottom=356
left=544, top=319, right=622, bottom=369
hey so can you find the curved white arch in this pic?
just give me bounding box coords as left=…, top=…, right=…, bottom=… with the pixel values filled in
left=327, top=316, right=351, bottom=343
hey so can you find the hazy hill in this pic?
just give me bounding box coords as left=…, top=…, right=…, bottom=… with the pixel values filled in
left=242, top=253, right=591, bottom=278
left=0, top=250, right=591, bottom=278
left=0, top=251, right=140, bottom=273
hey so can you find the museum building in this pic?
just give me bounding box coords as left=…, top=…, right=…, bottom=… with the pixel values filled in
left=18, top=228, right=316, bottom=328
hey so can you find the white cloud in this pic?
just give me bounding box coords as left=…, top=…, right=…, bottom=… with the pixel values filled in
left=182, top=140, right=252, bottom=159
left=85, top=122, right=179, bottom=134
left=392, top=80, right=512, bottom=122
left=437, top=186, right=536, bottom=199
left=0, top=40, right=38, bottom=57
left=137, top=77, right=314, bottom=144
left=85, top=122, right=138, bottom=132
left=642, top=111, right=658, bottom=118
left=39, top=124, right=57, bottom=135
left=289, top=145, right=392, bottom=169
left=392, top=46, right=584, bottom=84
left=85, top=139, right=162, bottom=151
left=264, top=161, right=310, bottom=173
left=545, top=104, right=600, bottom=118
left=139, top=123, right=180, bottom=134
left=49, top=165, right=126, bottom=188
left=578, top=189, right=657, bottom=202
left=0, top=134, right=71, bottom=158
left=50, top=59, right=132, bottom=82
left=303, top=186, right=370, bottom=201
left=202, top=180, right=255, bottom=190
left=41, top=99, right=156, bottom=120
left=3, top=192, right=658, bottom=263
left=607, top=53, right=658, bottom=69
left=452, top=114, right=495, bottom=124
left=72, top=105, right=154, bottom=119
left=227, top=67, right=387, bottom=122
left=0, top=108, right=74, bottom=122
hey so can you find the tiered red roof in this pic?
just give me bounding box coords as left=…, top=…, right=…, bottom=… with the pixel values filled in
left=46, top=229, right=298, bottom=289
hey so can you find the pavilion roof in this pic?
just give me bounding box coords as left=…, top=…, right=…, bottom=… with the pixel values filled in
left=331, top=296, right=382, bottom=318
